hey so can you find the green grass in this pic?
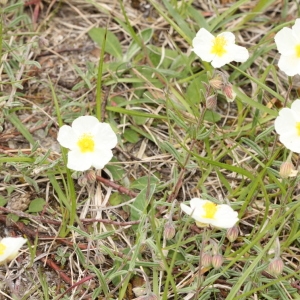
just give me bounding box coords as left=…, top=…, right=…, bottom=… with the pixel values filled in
left=0, top=0, right=300, bottom=299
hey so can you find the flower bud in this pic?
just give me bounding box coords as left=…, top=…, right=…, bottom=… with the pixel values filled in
left=209, top=77, right=223, bottom=90
left=206, top=94, right=217, bottom=110
left=223, top=84, right=236, bottom=102
left=280, top=161, right=297, bottom=178
left=85, top=170, right=96, bottom=184
left=78, top=175, right=88, bottom=186
left=226, top=225, right=239, bottom=243
left=201, top=252, right=212, bottom=267
left=211, top=254, right=224, bottom=270
left=132, top=286, right=147, bottom=297
left=164, top=221, right=176, bottom=240
left=267, top=257, right=284, bottom=276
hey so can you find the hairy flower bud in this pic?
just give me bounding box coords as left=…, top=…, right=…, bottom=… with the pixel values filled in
left=267, top=257, right=284, bottom=276
left=201, top=252, right=212, bottom=267
left=209, top=77, right=223, bottom=90
left=280, top=161, right=297, bottom=178
left=85, top=170, right=96, bottom=184
left=164, top=221, right=176, bottom=240
left=226, top=225, right=239, bottom=243
left=132, top=286, right=147, bottom=297
left=78, top=175, right=88, bottom=186
left=206, top=94, right=217, bottom=110
left=223, top=84, right=236, bottom=102
left=211, top=254, right=224, bottom=270
left=136, top=293, right=158, bottom=300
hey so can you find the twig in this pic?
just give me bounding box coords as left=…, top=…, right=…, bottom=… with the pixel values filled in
left=56, top=275, right=95, bottom=299
left=0, top=207, right=61, bottom=225
left=96, top=175, right=138, bottom=198
left=39, top=252, right=73, bottom=285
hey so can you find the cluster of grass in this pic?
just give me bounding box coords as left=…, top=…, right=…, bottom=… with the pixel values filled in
left=1, top=0, right=300, bottom=299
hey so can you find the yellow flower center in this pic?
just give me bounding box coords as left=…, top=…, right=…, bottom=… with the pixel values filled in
left=77, top=134, right=95, bottom=153
left=296, top=122, right=300, bottom=136
left=295, top=44, right=300, bottom=58
left=0, top=243, right=6, bottom=255
left=202, top=202, right=218, bottom=219
left=211, top=36, right=227, bottom=57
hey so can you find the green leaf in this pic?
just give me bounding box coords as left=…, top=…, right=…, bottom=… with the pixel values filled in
left=109, top=193, right=129, bottom=206
left=238, top=0, right=278, bottom=25
left=88, top=28, right=122, bottom=59
left=204, top=110, right=221, bottom=122
left=105, top=158, right=125, bottom=181
left=5, top=112, right=35, bottom=145
left=160, top=141, right=184, bottom=165
left=130, top=176, right=159, bottom=190
left=125, top=28, right=153, bottom=61
left=27, top=198, right=46, bottom=213
left=209, top=0, right=250, bottom=31
left=106, top=106, right=167, bottom=119
left=241, top=137, right=266, bottom=158
left=7, top=213, right=19, bottom=222
left=24, top=175, right=40, bottom=192
left=123, top=128, right=140, bottom=143
left=130, top=184, right=156, bottom=222
left=0, top=196, right=7, bottom=207
left=234, top=86, right=278, bottom=116
left=197, top=125, right=215, bottom=140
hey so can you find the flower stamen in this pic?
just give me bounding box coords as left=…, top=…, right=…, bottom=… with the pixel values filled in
left=0, top=243, right=6, bottom=255
left=296, top=122, right=300, bottom=136
left=211, top=36, right=227, bottom=57
left=202, top=202, right=217, bottom=219
left=295, top=44, right=300, bottom=58
left=77, top=134, right=95, bottom=153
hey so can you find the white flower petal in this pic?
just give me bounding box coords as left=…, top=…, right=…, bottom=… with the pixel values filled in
left=211, top=54, right=233, bottom=68
left=211, top=205, right=239, bottom=228
left=90, top=149, right=113, bottom=169
left=292, top=19, right=300, bottom=39
left=210, top=45, right=248, bottom=68
left=195, top=28, right=214, bottom=40
left=218, top=32, right=235, bottom=44
left=94, top=123, right=118, bottom=149
left=278, top=54, right=300, bottom=76
left=279, top=133, right=300, bottom=153
left=67, top=150, right=93, bottom=171
left=227, top=44, right=249, bottom=62
left=274, top=109, right=297, bottom=135
left=180, top=203, right=193, bottom=215
left=291, top=99, right=300, bottom=119
left=274, top=27, right=297, bottom=55
left=72, top=116, right=100, bottom=135
left=190, top=198, right=207, bottom=209
left=0, top=237, right=27, bottom=264
left=274, top=99, right=300, bottom=153
left=57, top=125, right=78, bottom=150
left=192, top=29, right=215, bottom=63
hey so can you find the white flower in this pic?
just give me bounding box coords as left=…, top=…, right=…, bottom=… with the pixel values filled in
left=274, top=99, right=300, bottom=153
left=192, top=28, right=249, bottom=68
left=274, top=19, right=300, bottom=76
left=180, top=198, right=239, bottom=229
left=57, top=116, right=118, bottom=171
left=0, top=237, right=27, bottom=264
